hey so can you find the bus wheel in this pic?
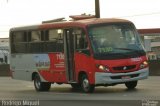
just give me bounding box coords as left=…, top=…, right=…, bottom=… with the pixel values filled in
left=34, top=74, right=51, bottom=91
left=125, top=81, right=137, bottom=90
left=80, top=74, right=95, bottom=93
left=71, top=83, right=81, bottom=90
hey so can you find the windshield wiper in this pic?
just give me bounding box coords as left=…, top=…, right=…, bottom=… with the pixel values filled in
left=114, top=48, right=135, bottom=51
left=114, top=48, right=143, bottom=54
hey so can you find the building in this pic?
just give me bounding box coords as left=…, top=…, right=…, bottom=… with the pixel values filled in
left=0, top=38, right=9, bottom=64
left=138, top=28, right=160, bottom=60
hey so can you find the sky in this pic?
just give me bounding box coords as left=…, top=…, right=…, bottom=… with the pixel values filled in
left=0, top=0, right=160, bottom=38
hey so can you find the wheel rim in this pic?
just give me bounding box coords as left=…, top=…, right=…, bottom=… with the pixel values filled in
left=35, top=77, right=41, bottom=89
left=82, top=78, right=89, bottom=91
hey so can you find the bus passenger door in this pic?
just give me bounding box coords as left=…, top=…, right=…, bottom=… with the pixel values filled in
left=64, top=29, right=75, bottom=82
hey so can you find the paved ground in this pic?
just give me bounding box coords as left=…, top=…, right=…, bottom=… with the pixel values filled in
left=0, top=76, right=160, bottom=106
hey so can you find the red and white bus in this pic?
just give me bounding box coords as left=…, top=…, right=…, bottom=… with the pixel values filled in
left=9, top=16, right=149, bottom=93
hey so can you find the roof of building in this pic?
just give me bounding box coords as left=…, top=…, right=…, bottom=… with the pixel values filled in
left=138, top=28, right=160, bottom=34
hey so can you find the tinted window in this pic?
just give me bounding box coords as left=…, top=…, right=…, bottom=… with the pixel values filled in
left=11, top=32, right=27, bottom=53
left=74, top=29, right=88, bottom=50
left=11, top=29, right=64, bottom=54
left=45, top=29, right=64, bottom=52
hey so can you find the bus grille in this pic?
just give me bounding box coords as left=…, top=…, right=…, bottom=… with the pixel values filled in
left=113, top=65, right=136, bottom=71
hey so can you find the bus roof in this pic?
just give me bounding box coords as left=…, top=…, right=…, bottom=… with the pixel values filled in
left=10, top=18, right=133, bottom=31
left=138, top=28, right=160, bottom=34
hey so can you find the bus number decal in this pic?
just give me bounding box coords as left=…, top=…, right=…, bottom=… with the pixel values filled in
left=56, top=53, right=64, bottom=60
left=54, top=53, right=65, bottom=68
left=98, top=47, right=113, bottom=53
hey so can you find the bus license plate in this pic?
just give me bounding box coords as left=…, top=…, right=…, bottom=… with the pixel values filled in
left=122, top=76, right=130, bottom=79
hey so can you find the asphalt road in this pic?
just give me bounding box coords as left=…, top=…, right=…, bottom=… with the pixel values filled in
left=0, top=76, right=160, bottom=106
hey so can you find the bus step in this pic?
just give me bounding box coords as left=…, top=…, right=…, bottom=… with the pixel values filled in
left=68, top=81, right=77, bottom=83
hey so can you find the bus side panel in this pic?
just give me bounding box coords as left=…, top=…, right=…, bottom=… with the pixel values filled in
left=10, top=54, right=37, bottom=81
left=74, top=52, right=95, bottom=84
left=38, top=53, right=67, bottom=83
left=11, top=53, right=67, bottom=83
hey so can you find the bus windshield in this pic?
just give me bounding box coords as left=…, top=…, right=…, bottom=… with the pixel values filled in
left=88, top=23, right=146, bottom=59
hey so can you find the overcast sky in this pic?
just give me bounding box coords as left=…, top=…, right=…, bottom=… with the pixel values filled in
left=0, top=0, right=160, bottom=38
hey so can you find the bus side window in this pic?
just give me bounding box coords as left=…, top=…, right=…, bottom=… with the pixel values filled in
left=45, top=29, right=63, bottom=53
left=31, top=31, right=41, bottom=42
left=29, top=31, right=41, bottom=53
left=75, top=29, right=88, bottom=49
left=74, top=29, right=90, bottom=55
left=12, top=31, right=27, bottom=53
left=11, top=32, right=16, bottom=53
left=41, top=31, right=45, bottom=41
left=56, top=30, right=64, bottom=52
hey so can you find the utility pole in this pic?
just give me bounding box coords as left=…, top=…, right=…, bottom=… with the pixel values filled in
left=95, top=0, right=100, bottom=18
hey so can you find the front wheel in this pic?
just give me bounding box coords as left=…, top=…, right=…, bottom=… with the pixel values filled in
left=34, top=74, right=51, bottom=91
left=80, top=74, right=95, bottom=93
left=125, top=81, right=137, bottom=90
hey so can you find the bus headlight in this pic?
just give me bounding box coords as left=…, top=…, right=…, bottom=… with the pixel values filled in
left=96, top=64, right=110, bottom=72
left=140, top=61, right=148, bottom=69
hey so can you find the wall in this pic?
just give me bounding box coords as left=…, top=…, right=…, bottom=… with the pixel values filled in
left=0, top=64, right=10, bottom=76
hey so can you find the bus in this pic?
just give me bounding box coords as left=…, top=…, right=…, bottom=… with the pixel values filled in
left=9, top=16, right=149, bottom=93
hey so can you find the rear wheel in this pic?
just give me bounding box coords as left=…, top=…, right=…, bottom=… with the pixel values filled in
left=125, top=81, right=137, bottom=90
left=80, top=74, right=95, bottom=93
left=34, top=74, right=51, bottom=91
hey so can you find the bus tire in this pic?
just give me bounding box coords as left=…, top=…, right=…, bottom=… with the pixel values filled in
left=80, top=74, right=95, bottom=93
left=34, top=74, right=51, bottom=91
left=125, top=81, right=137, bottom=90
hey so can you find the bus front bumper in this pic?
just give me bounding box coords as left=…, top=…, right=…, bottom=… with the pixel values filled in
left=95, top=67, right=149, bottom=85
